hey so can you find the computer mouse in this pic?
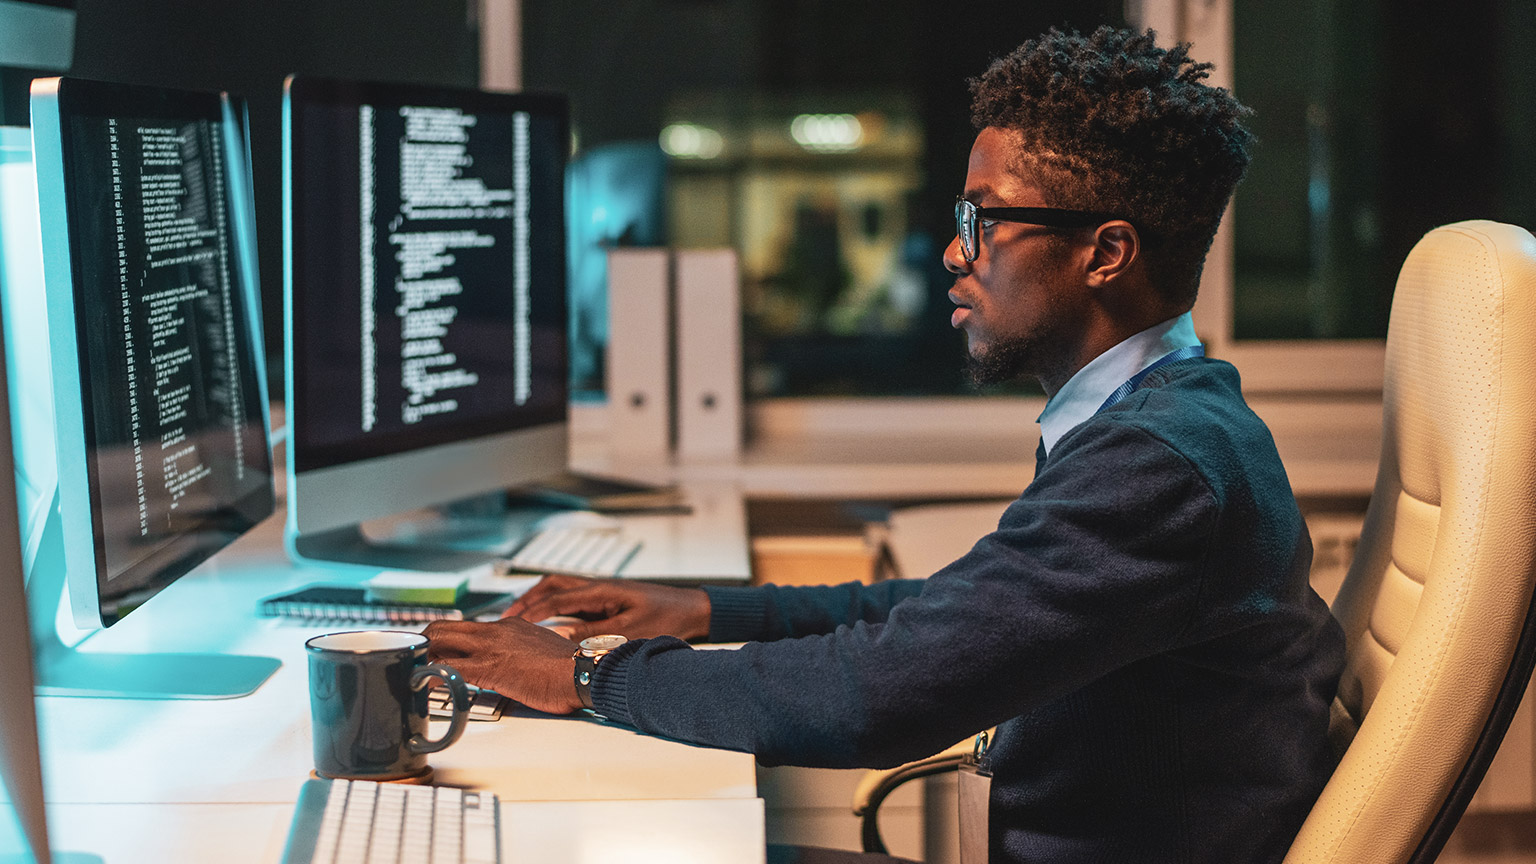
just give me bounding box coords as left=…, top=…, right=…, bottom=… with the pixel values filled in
left=537, top=510, right=623, bottom=532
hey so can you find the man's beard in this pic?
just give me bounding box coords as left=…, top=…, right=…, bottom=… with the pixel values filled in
left=964, top=334, right=1037, bottom=388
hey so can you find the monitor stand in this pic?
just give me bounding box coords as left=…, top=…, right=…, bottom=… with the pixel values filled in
left=286, top=491, right=546, bottom=572
left=25, top=494, right=280, bottom=700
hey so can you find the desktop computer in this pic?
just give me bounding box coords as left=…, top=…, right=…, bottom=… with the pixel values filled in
left=283, top=77, right=572, bottom=571
left=0, top=316, right=48, bottom=864
left=0, top=324, right=96, bottom=864
left=0, top=76, right=280, bottom=699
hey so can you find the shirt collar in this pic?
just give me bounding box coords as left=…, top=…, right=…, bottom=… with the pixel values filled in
left=1036, top=311, right=1202, bottom=456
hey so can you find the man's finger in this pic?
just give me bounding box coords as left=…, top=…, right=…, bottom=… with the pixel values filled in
left=424, top=620, right=475, bottom=638
left=509, top=593, right=565, bottom=623
left=513, top=586, right=617, bottom=624
left=440, top=656, right=500, bottom=690
left=563, top=610, right=638, bottom=641
left=423, top=621, right=494, bottom=657
left=505, top=574, right=581, bottom=618
left=562, top=619, right=604, bottom=641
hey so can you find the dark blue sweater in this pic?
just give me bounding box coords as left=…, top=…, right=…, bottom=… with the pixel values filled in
left=591, top=359, right=1345, bottom=864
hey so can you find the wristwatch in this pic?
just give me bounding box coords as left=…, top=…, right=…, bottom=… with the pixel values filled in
left=573, top=634, right=628, bottom=711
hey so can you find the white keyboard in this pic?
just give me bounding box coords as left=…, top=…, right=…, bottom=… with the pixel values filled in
left=496, top=525, right=641, bottom=578
left=282, top=777, right=500, bottom=864
left=428, top=685, right=509, bottom=722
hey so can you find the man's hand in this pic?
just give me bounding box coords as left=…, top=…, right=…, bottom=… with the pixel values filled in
left=503, top=574, right=711, bottom=642
left=423, top=617, right=583, bottom=715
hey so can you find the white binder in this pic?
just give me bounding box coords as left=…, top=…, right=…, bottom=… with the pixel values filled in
left=674, top=248, right=741, bottom=462
left=605, top=248, right=672, bottom=461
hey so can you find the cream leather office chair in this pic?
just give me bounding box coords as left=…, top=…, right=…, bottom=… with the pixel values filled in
left=855, top=220, right=1536, bottom=863
left=1284, top=220, right=1536, bottom=862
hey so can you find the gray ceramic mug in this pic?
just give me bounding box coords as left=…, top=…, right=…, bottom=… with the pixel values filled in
left=306, top=630, right=470, bottom=780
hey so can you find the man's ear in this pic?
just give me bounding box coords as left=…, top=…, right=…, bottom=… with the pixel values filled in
left=1085, top=221, right=1139, bottom=287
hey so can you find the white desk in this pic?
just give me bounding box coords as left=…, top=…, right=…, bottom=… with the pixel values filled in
left=569, top=398, right=1385, bottom=500
left=39, top=798, right=766, bottom=864
left=31, top=484, right=762, bottom=863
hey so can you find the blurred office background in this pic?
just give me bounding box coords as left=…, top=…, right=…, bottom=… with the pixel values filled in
left=1, top=0, right=1533, bottom=401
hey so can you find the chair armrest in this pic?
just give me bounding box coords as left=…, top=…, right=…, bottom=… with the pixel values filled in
left=853, top=736, right=980, bottom=855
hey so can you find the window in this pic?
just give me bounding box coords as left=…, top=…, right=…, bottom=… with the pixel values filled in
left=524, top=0, right=1532, bottom=492
left=1183, top=0, right=1536, bottom=392
left=523, top=0, right=1125, bottom=399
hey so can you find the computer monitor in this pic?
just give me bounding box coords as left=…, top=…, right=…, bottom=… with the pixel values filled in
left=283, top=77, right=570, bottom=570
left=0, top=177, right=107, bottom=856
left=0, top=317, right=48, bottom=864
left=3, top=76, right=280, bottom=699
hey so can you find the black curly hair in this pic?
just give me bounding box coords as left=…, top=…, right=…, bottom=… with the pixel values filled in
left=969, top=26, right=1253, bottom=307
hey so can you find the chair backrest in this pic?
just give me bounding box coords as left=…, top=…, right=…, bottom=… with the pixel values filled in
left=1284, top=220, right=1536, bottom=863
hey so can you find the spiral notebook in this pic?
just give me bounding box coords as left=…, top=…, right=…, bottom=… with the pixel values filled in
left=258, top=584, right=510, bottom=623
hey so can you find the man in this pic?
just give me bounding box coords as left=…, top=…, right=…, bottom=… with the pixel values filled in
left=426, top=26, right=1345, bottom=864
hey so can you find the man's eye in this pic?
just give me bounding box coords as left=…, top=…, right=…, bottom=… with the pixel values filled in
left=980, top=219, right=999, bottom=230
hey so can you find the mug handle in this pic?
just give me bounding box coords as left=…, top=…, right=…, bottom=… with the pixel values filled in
left=408, top=663, right=470, bottom=755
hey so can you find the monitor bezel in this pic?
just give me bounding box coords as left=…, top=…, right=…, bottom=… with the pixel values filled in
left=283, top=75, right=570, bottom=477
left=30, top=76, right=274, bottom=627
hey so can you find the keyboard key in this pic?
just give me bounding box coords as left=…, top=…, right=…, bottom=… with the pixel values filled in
left=428, top=685, right=508, bottom=721
left=282, top=778, right=501, bottom=864
left=495, top=526, right=642, bottom=578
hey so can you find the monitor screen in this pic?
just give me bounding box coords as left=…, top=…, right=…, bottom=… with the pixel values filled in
left=283, top=77, right=570, bottom=564
left=286, top=78, right=568, bottom=476
left=27, top=77, right=274, bottom=627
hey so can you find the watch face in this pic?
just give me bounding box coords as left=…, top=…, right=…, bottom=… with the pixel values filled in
left=580, top=634, right=628, bottom=653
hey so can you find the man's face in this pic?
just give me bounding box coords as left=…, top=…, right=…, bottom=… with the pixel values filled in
left=944, top=127, right=1088, bottom=387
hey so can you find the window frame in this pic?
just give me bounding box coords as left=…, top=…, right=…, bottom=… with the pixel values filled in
left=1170, top=0, right=1385, bottom=394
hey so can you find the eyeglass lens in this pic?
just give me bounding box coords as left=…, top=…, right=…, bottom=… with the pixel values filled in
left=955, top=199, right=977, bottom=262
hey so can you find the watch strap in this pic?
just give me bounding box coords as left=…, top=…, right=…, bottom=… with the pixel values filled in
left=573, top=652, right=599, bottom=710
left=572, top=635, right=628, bottom=713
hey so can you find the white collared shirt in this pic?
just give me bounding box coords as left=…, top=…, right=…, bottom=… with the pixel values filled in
left=1037, top=311, right=1202, bottom=456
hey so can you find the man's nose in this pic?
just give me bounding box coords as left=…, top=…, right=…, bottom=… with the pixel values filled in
left=943, top=235, right=970, bottom=275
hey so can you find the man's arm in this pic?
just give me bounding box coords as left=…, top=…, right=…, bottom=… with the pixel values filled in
left=430, top=419, right=1221, bottom=768
left=583, top=422, right=1220, bottom=768
left=704, top=579, right=929, bottom=642
left=502, top=573, right=929, bottom=643
left=504, top=575, right=713, bottom=641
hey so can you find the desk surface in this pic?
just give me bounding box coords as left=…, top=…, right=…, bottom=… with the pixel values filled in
left=33, top=484, right=761, bottom=862
left=569, top=399, right=1384, bottom=500
left=38, top=798, right=766, bottom=864
left=376, top=479, right=752, bottom=583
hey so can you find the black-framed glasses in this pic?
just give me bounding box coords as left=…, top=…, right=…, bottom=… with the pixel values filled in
left=954, top=197, right=1125, bottom=262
